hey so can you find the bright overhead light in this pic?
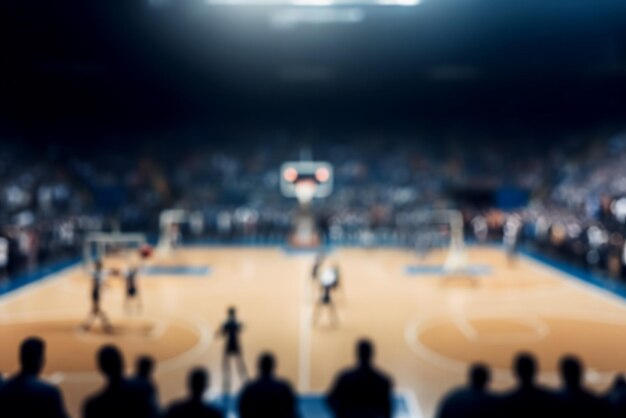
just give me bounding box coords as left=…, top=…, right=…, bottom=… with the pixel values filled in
left=291, top=0, right=336, bottom=6
left=206, top=0, right=419, bottom=6
left=376, top=0, right=421, bottom=6
left=270, top=8, right=364, bottom=29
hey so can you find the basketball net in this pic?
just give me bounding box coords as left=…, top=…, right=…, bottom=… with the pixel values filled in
left=294, top=179, right=317, bottom=206
left=443, top=218, right=467, bottom=274
left=443, top=233, right=467, bottom=274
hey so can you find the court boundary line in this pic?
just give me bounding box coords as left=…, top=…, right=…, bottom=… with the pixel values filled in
left=180, top=243, right=626, bottom=305
left=404, top=246, right=626, bottom=384
left=245, top=388, right=422, bottom=418
left=215, top=388, right=421, bottom=418
left=402, top=245, right=626, bottom=385
left=454, top=314, right=550, bottom=344
left=298, top=256, right=313, bottom=392
left=520, top=252, right=626, bottom=311
left=0, top=262, right=79, bottom=305
left=0, top=310, right=213, bottom=383
left=405, top=309, right=626, bottom=385
left=7, top=246, right=626, bottom=395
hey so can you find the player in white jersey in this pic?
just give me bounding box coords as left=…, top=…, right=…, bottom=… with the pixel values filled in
left=312, top=266, right=340, bottom=327
left=503, top=214, right=523, bottom=265
left=0, top=236, right=9, bottom=281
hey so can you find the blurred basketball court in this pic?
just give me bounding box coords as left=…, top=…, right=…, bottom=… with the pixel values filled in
left=1, top=245, right=626, bottom=418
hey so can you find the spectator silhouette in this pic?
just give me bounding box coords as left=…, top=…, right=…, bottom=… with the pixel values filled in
left=0, top=337, right=68, bottom=418
left=500, top=353, right=556, bottom=418
left=555, top=356, right=609, bottom=418
left=435, top=363, right=499, bottom=418
left=606, top=374, right=626, bottom=417
left=326, top=339, right=393, bottom=418
left=83, top=345, right=156, bottom=418
left=132, top=356, right=160, bottom=416
left=165, top=368, right=223, bottom=418
left=238, top=352, right=298, bottom=418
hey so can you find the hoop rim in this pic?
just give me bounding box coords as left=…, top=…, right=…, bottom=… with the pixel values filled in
left=294, top=179, right=317, bottom=204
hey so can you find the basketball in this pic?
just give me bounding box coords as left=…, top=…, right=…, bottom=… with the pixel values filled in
left=139, top=244, right=154, bottom=259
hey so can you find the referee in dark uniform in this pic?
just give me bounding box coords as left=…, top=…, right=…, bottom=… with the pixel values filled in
left=217, top=307, right=248, bottom=407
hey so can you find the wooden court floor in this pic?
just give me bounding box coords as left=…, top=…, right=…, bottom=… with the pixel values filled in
left=1, top=246, right=626, bottom=418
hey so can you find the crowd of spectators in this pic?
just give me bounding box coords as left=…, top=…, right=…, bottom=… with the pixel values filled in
left=0, top=337, right=392, bottom=418
left=436, top=352, right=626, bottom=418
left=2, top=129, right=626, bottom=282
left=1, top=336, right=626, bottom=418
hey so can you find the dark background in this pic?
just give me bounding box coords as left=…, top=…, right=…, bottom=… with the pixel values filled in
left=2, top=0, right=626, bottom=143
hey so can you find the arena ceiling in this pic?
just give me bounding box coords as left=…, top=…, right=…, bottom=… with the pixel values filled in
left=1, top=0, right=626, bottom=132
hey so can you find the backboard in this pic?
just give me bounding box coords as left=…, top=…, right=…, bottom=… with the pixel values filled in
left=280, top=161, right=333, bottom=201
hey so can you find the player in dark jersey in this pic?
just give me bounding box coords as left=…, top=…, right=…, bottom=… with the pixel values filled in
left=81, top=260, right=113, bottom=333
left=312, top=267, right=340, bottom=327
left=124, top=265, right=142, bottom=314
left=216, top=307, right=248, bottom=404
left=311, top=251, right=325, bottom=282
left=327, top=262, right=346, bottom=303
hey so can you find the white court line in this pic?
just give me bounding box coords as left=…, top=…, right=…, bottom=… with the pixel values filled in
left=73, top=317, right=171, bottom=343
left=451, top=311, right=550, bottom=344
left=239, top=260, right=255, bottom=282
left=0, top=255, right=216, bottom=384
left=398, top=387, right=424, bottom=418
left=403, top=247, right=626, bottom=383
left=68, top=315, right=212, bottom=383
left=0, top=309, right=213, bottom=383
left=298, top=257, right=313, bottom=392
left=405, top=315, right=516, bottom=384
left=157, top=314, right=213, bottom=374
left=47, top=372, right=65, bottom=385
left=405, top=307, right=626, bottom=384
left=521, top=253, right=626, bottom=312
left=292, top=388, right=423, bottom=418
left=0, top=263, right=79, bottom=306
left=415, top=251, right=626, bottom=349
left=450, top=299, right=479, bottom=341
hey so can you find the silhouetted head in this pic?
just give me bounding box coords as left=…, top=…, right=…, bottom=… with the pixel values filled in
left=514, top=353, right=537, bottom=387
left=560, top=356, right=583, bottom=389
left=20, top=337, right=45, bottom=376
left=188, top=368, right=208, bottom=400
left=469, top=364, right=490, bottom=390
left=228, top=307, right=236, bottom=318
left=258, top=352, right=275, bottom=378
left=613, top=374, right=626, bottom=390
left=357, top=339, right=374, bottom=367
left=136, top=356, right=154, bottom=379
left=98, top=345, right=124, bottom=381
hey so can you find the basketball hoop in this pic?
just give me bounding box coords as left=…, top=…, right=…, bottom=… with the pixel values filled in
left=294, top=179, right=317, bottom=206
left=281, top=161, right=331, bottom=247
